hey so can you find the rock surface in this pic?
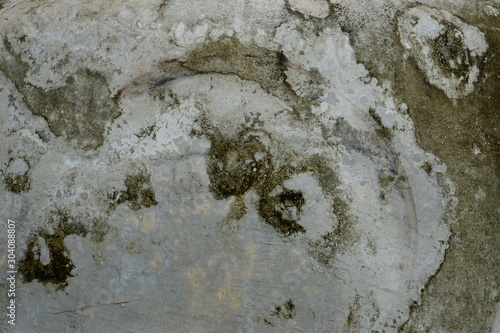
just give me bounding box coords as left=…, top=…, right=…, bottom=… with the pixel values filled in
left=0, top=0, right=498, bottom=332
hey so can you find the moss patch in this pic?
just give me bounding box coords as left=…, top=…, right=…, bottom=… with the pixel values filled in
left=346, top=294, right=380, bottom=332
left=0, top=38, right=121, bottom=150
left=260, top=298, right=297, bottom=326
left=135, top=125, right=156, bottom=140
left=206, top=130, right=272, bottom=200
left=421, top=162, right=433, bottom=175
left=428, top=21, right=472, bottom=80
left=204, top=126, right=309, bottom=236
left=18, top=211, right=87, bottom=289
left=259, top=189, right=306, bottom=236
left=203, top=126, right=356, bottom=243
left=182, top=37, right=316, bottom=118
left=337, top=5, right=498, bottom=328
left=369, top=108, right=393, bottom=141
left=3, top=172, right=29, bottom=193
left=271, top=299, right=296, bottom=320
left=2, top=158, right=30, bottom=194
left=111, top=172, right=158, bottom=211
left=303, top=155, right=357, bottom=262
left=227, top=196, right=247, bottom=221
left=18, top=210, right=108, bottom=289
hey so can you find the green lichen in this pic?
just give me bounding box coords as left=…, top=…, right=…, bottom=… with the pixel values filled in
left=303, top=155, right=357, bottom=262
left=346, top=294, right=380, bottom=332
left=227, top=196, right=247, bottom=221
left=0, top=38, right=121, bottom=150
left=421, top=162, right=433, bottom=175
left=308, top=196, right=355, bottom=265
left=203, top=126, right=308, bottom=236
left=3, top=172, right=29, bottom=193
left=391, top=12, right=500, bottom=333
left=263, top=318, right=273, bottom=326
left=260, top=299, right=296, bottom=327
left=203, top=127, right=356, bottom=242
left=18, top=210, right=108, bottom=289
left=379, top=174, right=395, bottom=188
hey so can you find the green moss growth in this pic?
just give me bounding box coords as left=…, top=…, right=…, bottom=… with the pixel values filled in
left=204, top=127, right=308, bottom=236
left=206, top=130, right=272, bottom=200
left=263, top=318, right=273, bottom=326
left=308, top=196, right=355, bottom=265
left=89, top=218, right=111, bottom=243
left=303, top=155, right=341, bottom=194
left=271, top=299, right=296, bottom=320
left=302, top=155, right=357, bottom=262
left=18, top=211, right=88, bottom=289
left=0, top=38, right=121, bottom=150
left=182, top=37, right=315, bottom=118
left=112, top=172, right=158, bottom=211
left=2, top=158, right=31, bottom=194
left=204, top=129, right=357, bottom=242
left=429, top=21, right=472, bottom=80
left=369, top=108, right=393, bottom=141
left=227, top=196, right=247, bottom=221
left=378, top=173, right=395, bottom=188
left=259, top=189, right=306, bottom=236
left=421, top=162, right=433, bottom=175
left=135, top=125, right=156, bottom=140
left=3, top=172, right=29, bottom=193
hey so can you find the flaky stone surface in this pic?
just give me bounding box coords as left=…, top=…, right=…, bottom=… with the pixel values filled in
left=0, top=1, right=498, bottom=332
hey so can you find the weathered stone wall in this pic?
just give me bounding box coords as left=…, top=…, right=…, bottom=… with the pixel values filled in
left=0, top=0, right=497, bottom=332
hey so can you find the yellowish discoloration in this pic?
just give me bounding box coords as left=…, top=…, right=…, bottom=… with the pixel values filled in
left=140, top=213, right=157, bottom=232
